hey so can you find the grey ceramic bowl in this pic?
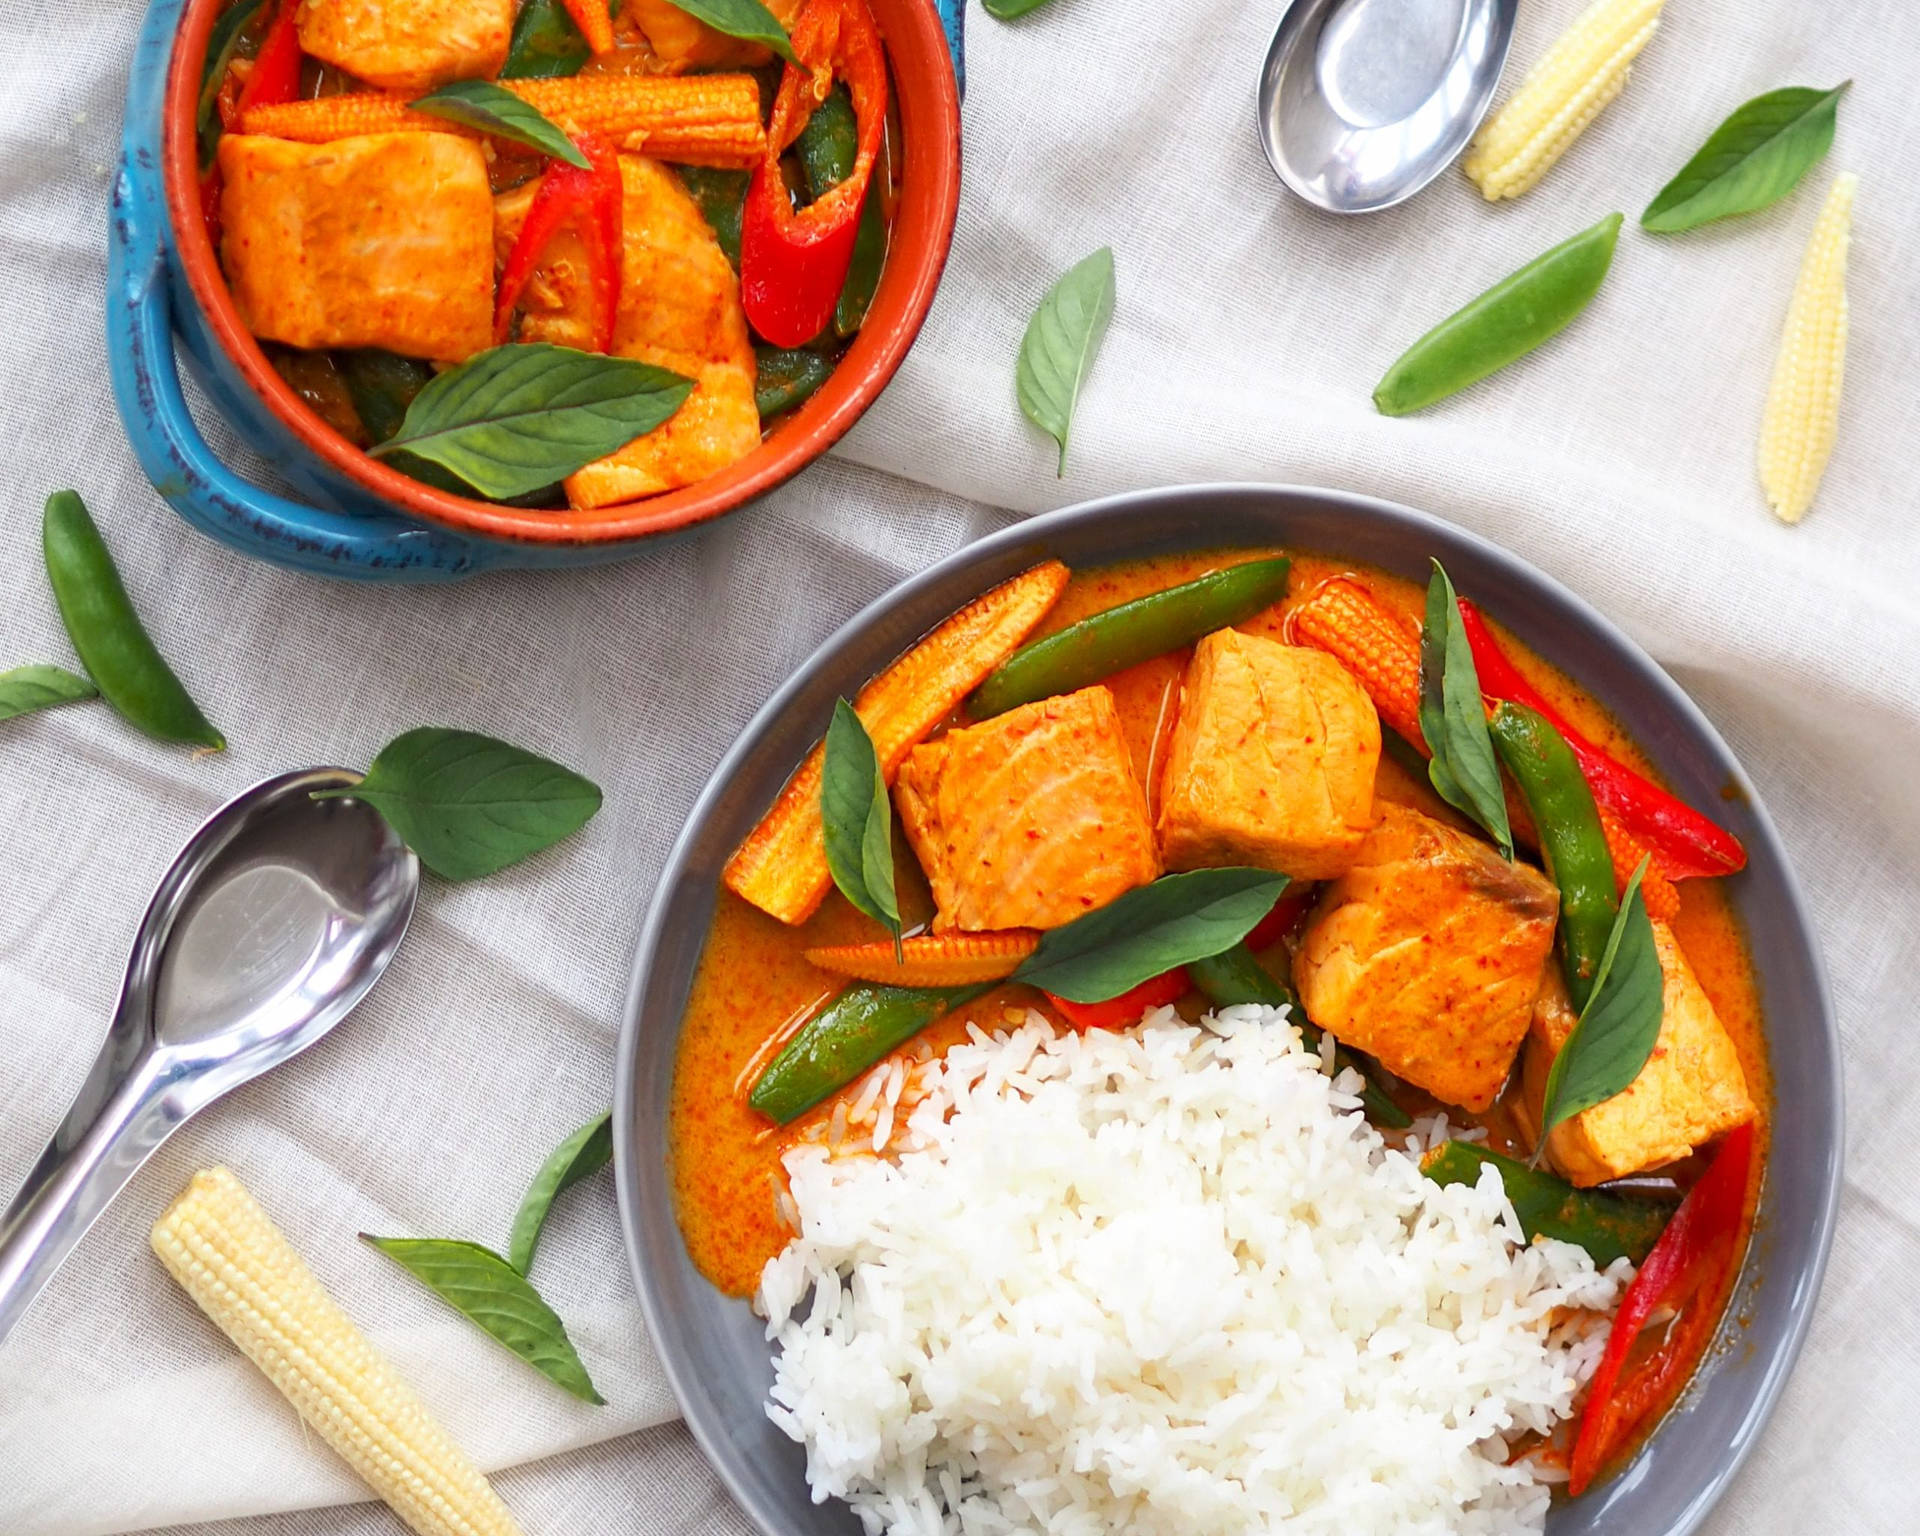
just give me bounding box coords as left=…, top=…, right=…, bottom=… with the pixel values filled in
left=614, top=483, right=1841, bottom=1536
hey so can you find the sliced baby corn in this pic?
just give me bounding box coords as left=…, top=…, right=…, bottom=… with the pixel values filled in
left=806, top=931, right=1041, bottom=987
left=1463, top=0, right=1665, bottom=200
left=1758, top=172, right=1857, bottom=524
left=151, top=1167, right=525, bottom=1536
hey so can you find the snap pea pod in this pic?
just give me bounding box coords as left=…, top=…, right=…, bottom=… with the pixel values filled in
left=791, top=86, right=884, bottom=338
left=1422, top=1141, right=1671, bottom=1266
left=1373, top=213, right=1623, bottom=417
left=340, top=349, right=434, bottom=445
left=1488, top=701, right=1616, bottom=1012
left=755, top=345, right=834, bottom=419
left=970, top=556, right=1292, bottom=719
left=500, top=0, right=594, bottom=79
left=678, top=167, right=748, bottom=272
left=749, top=983, right=990, bottom=1124
left=41, top=491, right=223, bottom=750
left=834, top=182, right=886, bottom=337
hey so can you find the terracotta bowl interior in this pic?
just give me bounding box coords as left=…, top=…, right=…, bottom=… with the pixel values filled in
left=162, top=0, right=961, bottom=545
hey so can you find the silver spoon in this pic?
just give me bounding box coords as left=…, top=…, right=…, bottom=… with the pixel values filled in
left=1257, top=0, right=1517, bottom=213
left=0, top=768, right=418, bottom=1345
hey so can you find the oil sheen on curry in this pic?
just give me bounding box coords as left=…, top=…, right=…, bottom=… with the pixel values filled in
left=671, top=549, right=1769, bottom=1498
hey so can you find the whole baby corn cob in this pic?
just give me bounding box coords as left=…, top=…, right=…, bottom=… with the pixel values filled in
left=1462, top=0, right=1665, bottom=200
left=151, top=1168, right=525, bottom=1536
left=805, top=931, right=1041, bottom=987
left=1758, top=172, right=1857, bottom=524
left=240, top=75, right=767, bottom=169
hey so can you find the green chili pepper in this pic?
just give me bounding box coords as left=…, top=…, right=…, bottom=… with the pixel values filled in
left=339, top=350, right=435, bottom=446
left=749, top=983, right=989, bottom=1124
left=1421, top=1141, right=1671, bottom=1266
left=677, top=166, right=748, bottom=272
left=41, top=492, right=224, bottom=750
left=500, top=0, right=593, bottom=79
left=1488, top=701, right=1617, bottom=1011
left=197, top=0, right=265, bottom=164
left=970, top=557, right=1292, bottom=719
left=1373, top=212, right=1624, bottom=417
left=755, top=345, right=835, bottom=419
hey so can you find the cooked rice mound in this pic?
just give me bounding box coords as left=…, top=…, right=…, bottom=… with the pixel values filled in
left=759, top=1007, right=1630, bottom=1536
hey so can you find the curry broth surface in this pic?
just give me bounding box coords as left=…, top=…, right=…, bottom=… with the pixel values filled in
left=668, top=549, right=1770, bottom=1328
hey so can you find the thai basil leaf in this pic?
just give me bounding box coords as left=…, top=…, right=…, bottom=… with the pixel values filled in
left=1538, top=859, right=1665, bottom=1143
left=369, top=344, right=693, bottom=500
left=508, top=1112, right=613, bottom=1276
left=317, top=727, right=601, bottom=881
left=339, top=350, right=434, bottom=446
left=1419, top=561, right=1513, bottom=858
left=1012, top=868, right=1288, bottom=1003
left=659, top=0, right=797, bottom=63
left=411, top=79, right=588, bottom=166
left=983, top=0, right=1057, bottom=16
left=1015, top=246, right=1115, bottom=475
left=0, top=664, right=98, bottom=722
left=197, top=0, right=264, bottom=164
left=501, top=0, right=594, bottom=79
left=820, top=700, right=901, bottom=950
left=361, top=1236, right=604, bottom=1403
left=1642, top=84, right=1849, bottom=233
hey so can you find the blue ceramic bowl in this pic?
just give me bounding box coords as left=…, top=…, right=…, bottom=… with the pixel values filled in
left=615, top=483, right=1841, bottom=1536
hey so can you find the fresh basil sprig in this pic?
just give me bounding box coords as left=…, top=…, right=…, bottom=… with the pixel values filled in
left=1642, top=83, right=1849, bottom=233
left=820, top=700, right=902, bottom=954
left=0, top=663, right=98, bottom=723
left=661, top=0, right=797, bottom=63
left=1011, top=868, right=1288, bottom=1003
left=1536, top=858, right=1665, bottom=1151
left=361, top=1236, right=604, bottom=1403
left=412, top=79, right=589, bottom=167
left=369, top=344, right=694, bottom=501
left=508, top=1112, right=613, bottom=1276
left=318, top=727, right=602, bottom=881
left=1419, top=561, right=1513, bottom=859
left=1016, top=246, right=1115, bottom=475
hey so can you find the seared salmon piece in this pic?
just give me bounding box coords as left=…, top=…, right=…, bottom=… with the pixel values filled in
left=298, top=0, right=513, bottom=94
left=1157, top=630, right=1380, bottom=880
left=1293, top=805, right=1560, bottom=1111
left=1524, top=923, right=1756, bottom=1186
left=218, top=132, right=493, bottom=362
left=626, top=0, right=805, bottom=69
left=893, top=686, right=1160, bottom=933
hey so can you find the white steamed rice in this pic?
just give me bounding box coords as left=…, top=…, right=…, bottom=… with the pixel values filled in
left=758, top=1005, right=1629, bottom=1536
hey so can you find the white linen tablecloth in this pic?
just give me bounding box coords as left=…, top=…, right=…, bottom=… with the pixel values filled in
left=2, top=0, right=1916, bottom=1531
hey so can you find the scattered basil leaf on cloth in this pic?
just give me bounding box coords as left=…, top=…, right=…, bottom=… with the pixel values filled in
left=411, top=79, right=589, bottom=166
left=1013, top=868, right=1288, bottom=1003
left=0, top=664, right=98, bottom=723
left=1538, top=858, right=1665, bottom=1147
left=820, top=700, right=902, bottom=952
left=983, top=0, right=1056, bottom=19
left=1419, top=562, right=1513, bottom=858
left=368, top=344, right=694, bottom=500
left=508, top=1112, right=613, bottom=1276
left=317, top=727, right=602, bottom=881
left=360, top=1236, right=604, bottom=1404
left=1642, top=83, right=1849, bottom=233
left=501, top=0, right=593, bottom=80
left=1016, top=246, right=1115, bottom=475
left=660, top=0, right=797, bottom=63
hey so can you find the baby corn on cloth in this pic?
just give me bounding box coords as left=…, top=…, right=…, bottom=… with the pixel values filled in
left=2, top=0, right=1916, bottom=1532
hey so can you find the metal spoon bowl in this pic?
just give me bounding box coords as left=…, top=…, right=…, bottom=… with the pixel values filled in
left=1257, top=0, right=1517, bottom=213
left=0, top=768, right=418, bottom=1344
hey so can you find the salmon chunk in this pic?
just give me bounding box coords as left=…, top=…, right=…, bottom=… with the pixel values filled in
left=1525, top=923, right=1757, bottom=1186
left=218, top=133, right=493, bottom=362
left=893, top=686, right=1160, bottom=933
left=1157, top=630, right=1380, bottom=880
left=1293, top=805, right=1560, bottom=1111
left=298, top=0, right=513, bottom=93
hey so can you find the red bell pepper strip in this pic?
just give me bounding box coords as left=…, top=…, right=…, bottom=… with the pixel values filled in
left=1244, top=883, right=1316, bottom=954
left=1458, top=598, right=1746, bottom=880
left=1569, top=1121, right=1755, bottom=1495
left=739, top=0, right=888, bottom=347
left=492, top=132, right=623, bottom=354
left=234, top=0, right=304, bottom=116
left=1046, top=967, right=1191, bottom=1031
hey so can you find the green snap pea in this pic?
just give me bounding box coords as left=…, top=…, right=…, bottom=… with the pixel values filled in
left=41, top=491, right=224, bottom=750
left=835, top=181, right=886, bottom=338
left=677, top=166, right=748, bottom=272
left=500, top=0, right=594, bottom=79
left=790, top=88, right=884, bottom=338
left=749, top=983, right=990, bottom=1124
left=1488, top=701, right=1616, bottom=1011
left=1373, top=212, right=1623, bottom=417
left=1421, top=1141, right=1671, bottom=1266
left=754, top=345, right=835, bottom=419
left=339, top=350, right=434, bottom=446
left=970, top=556, right=1292, bottom=719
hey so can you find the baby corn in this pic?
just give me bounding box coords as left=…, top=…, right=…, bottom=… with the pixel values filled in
left=1758, top=172, right=1857, bottom=524
left=805, top=931, right=1041, bottom=987
left=1287, top=578, right=1425, bottom=747
left=151, top=1168, right=525, bottom=1536
left=1463, top=0, right=1665, bottom=200
left=240, top=75, right=767, bottom=170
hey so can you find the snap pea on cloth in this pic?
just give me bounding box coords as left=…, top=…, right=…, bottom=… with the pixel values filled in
left=1, top=0, right=1918, bottom=1534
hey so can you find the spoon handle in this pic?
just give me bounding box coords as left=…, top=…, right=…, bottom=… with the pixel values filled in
left=0, top=1045, right=184, bottom=1347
